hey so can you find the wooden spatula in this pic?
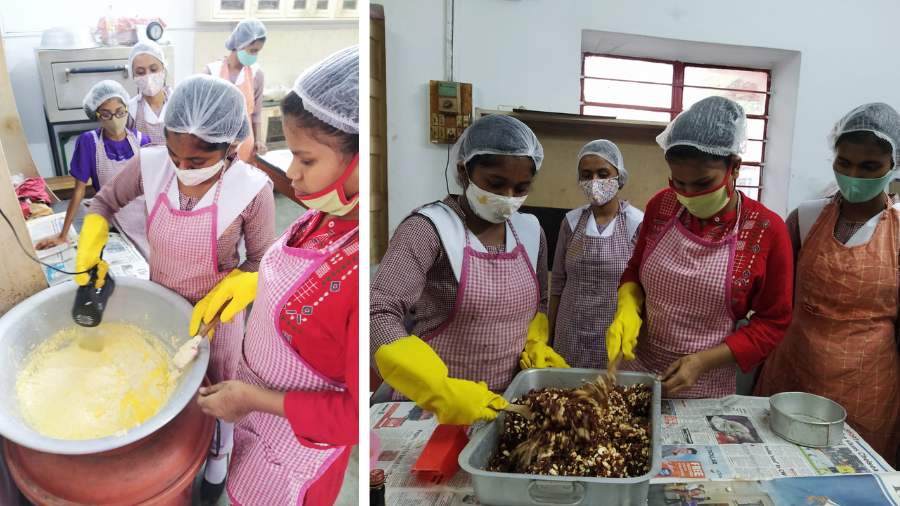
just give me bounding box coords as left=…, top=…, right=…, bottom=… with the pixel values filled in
left=173, top=310, right=221, bottom=369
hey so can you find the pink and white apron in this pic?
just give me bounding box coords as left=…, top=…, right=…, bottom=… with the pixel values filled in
left=413, top=202, right=541, bottom=393
left=132, top=88, right=169, bottom=147
left=93, top=129, right=150, bottom=258
left=146, top=172, right=245, bottom=385
left=228, top=210, right=355, bottom=506
left=624, top=198, right=742, bottom=398
left=555, top=203, right=638, bottom=369
left=213, top=60, right=255, bottom=163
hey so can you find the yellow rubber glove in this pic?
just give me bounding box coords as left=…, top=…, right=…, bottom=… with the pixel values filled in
left=189, top=269, right=259, bottom=338
left=74, top=214, right=110, bottom=288
left=375, top=335, right=509, bottom=425
left=606, top=282, right=645, bottom=364
left=519, top=313, right=570, bottom=369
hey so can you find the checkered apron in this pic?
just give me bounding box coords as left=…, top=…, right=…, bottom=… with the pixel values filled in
left=756, top=199, right=900, bottom=464
left=422, top=222, right=539, bottom=393
left=228, top=210, right=355, bottom=506
left=624, top=201, right=742, bottom=398
left=146, top=173, right=244, bottom=384
left=93, top=129, right=150, bottom=258
left=555, top=206, right=634, bottom=369
left=133, top=89, right=169, bottom=147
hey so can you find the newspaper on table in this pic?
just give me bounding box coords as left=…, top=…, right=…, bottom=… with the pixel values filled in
left=26, top=212, right=149, bottom=286
left=371, top=402, right=481, bottom=506
left=654, top=395, right=893, bottom=483
left=649, top=473, right=900, bottom=505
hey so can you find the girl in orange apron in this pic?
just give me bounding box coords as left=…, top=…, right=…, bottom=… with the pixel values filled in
left=204, top=19, right=268, bottom=162
left=756, top=103, right=900, bottom=466
left=194, top=46, right=360, bottom=506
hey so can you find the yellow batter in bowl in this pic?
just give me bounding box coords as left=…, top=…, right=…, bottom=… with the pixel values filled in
left=15, top=323, right=180, bottom=440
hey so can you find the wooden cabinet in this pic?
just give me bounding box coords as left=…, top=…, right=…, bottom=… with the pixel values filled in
left=196, top=0, right=358, bottom=22
left=370, top=4, right=389, bottom=264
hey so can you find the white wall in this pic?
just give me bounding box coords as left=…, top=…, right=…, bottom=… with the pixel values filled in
left=379, top=0, right=900, bottom=232
left=0, top=1, right=356, bottom=177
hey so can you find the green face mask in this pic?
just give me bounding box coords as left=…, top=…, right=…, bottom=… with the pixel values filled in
left=833, top=168, right=896, bottom=203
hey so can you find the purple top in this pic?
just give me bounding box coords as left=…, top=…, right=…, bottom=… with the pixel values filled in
left=69, top=128, right=150, bottom=191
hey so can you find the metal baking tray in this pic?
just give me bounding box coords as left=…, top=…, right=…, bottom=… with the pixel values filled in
left=459, top=368, right=661, bottom=506
left=769, top=392, right=846, bottom=448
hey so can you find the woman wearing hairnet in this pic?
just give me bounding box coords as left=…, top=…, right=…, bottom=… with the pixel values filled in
left=551, top=140, right=643, bottom=368
left=606, top=96, right=793, bottom=398
left=127, top=41, right=171, bottom=146
left=71, top=75, right=275, bottom=503
left=189, top=46, right=359, bottom=505
left=204, top=19, right=267, bottom=162
left=35, top=80, right=150, bottom=254
left=370, top=114, right=568, bottom=426
left=756, top=103, right=900, bottom=466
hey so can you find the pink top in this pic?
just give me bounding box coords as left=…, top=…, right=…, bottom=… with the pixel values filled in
left=88, top=158, right=275, bottom=272
left=369, top=195, right=549, bottom=356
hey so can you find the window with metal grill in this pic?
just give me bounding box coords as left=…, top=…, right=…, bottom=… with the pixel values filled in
left=581, top=54, right=771, bottom=200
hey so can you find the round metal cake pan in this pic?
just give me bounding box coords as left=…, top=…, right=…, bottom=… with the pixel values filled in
left=769, top=392, right=846, bottom=448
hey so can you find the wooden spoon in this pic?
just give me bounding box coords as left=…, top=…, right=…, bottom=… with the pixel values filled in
left=172, top=310, right=221, bottom=369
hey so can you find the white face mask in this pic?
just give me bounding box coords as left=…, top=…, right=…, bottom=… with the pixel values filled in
left=580, top=178, right=619, bottom=206
left=174, top=159, right=225, bottom=186
left=135, top=72, right=165, bottom=97
left=464, top=178, right=527, bottom=224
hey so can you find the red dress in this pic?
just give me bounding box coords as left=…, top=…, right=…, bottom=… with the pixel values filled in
left=621, top=189, right=793, bottom=372
left=280, top=214, right=359, bottom=504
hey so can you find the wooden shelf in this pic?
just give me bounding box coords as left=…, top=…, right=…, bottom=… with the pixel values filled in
left=476, top=108, right=668, bottom=133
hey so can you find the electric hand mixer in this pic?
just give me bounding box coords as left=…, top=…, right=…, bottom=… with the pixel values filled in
left=71, top=258, right=115, bottom=352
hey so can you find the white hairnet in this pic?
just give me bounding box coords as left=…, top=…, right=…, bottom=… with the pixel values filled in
left=657, top=96, right=748, bottom=157
left=578, top=139, right=628, bottom=188
left=164, top=75, right=250, bottom=144
left=452, top=115, right=544, bottom=171
left=225, top=19, right=267, bottom=51
left=82, top=80, right=129, bottom=119
left=292, top=45, right=359, bottom=134
left=829, top=102, right=900, bottom=167
left=128, top=41, right=166, bottom=76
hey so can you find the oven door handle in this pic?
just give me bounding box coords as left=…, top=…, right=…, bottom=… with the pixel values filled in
left=65, top=65, right=129, bottom=81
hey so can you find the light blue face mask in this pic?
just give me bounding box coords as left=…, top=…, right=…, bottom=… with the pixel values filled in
left=237, top=49, right=258, bottom=66
left=833, top=168, right=897, bottom=203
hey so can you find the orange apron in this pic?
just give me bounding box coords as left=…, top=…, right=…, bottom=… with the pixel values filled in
left=219, top=61, right=255, bottom=162
left=756, top=197, right=900, bottom=466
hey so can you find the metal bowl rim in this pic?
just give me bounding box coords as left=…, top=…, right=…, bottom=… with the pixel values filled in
left=0, top=278, right=209, bottom=455
left=769, top=391, right=848, bottom=425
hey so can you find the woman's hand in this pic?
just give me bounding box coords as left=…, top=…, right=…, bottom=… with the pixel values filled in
left=661, top=344, right=736, bottom=396
left=35, top=235, right=68, bottom=250
left=198, top=381, right=256, bottom=422
left=661, top=353, right=707, bottom=396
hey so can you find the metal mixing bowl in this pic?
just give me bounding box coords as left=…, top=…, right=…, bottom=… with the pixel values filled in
left=0, top=278, right=209, bottom=455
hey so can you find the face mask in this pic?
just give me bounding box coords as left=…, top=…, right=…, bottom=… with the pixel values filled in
left=174, top=159, right=225, bottom=187
left=100, top=116, right=128, bottom=136
left=465, top=178, right=527, bottom=224
left=833, top=168, right=896, bottom=203
left=237, top=50, right=257, bottom=67
left=670, top=169, right=734, bottom=219
left=135, top=72, right=165, bottom=97
left=580, top=178, right=619, bottom=207
left=298, top=154, right=360, bottom=216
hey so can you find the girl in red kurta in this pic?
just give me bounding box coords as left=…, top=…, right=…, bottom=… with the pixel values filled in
left=606, top=96, right=793, bottom=398
left=194, top=46, right=360, bottom=506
